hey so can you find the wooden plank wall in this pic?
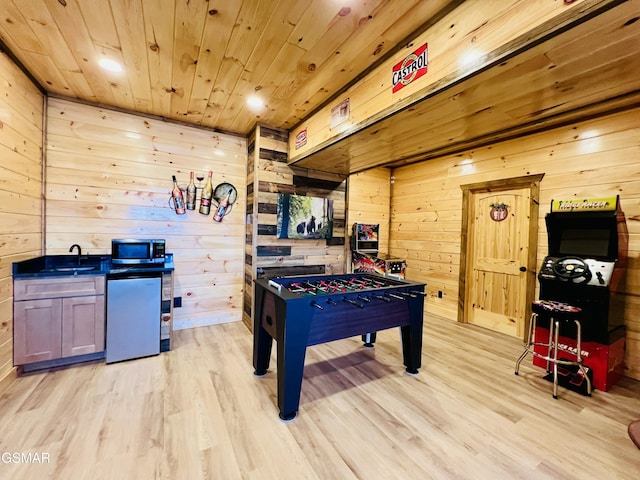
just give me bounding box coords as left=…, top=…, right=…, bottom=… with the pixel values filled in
left=0, top=50, right=44, bottom=388
left=244, top=128, right=258, bottom=328
left=243, top=125, right=347, bottom=328
left=345, top=168, right=392, bottom=263
left=45, top=97, right=247, bottom=330
left=389, top=106, right=640, bottom=381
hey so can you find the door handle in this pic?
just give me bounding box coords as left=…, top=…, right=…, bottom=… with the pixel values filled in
left=519, top=266, right=527, bottom=272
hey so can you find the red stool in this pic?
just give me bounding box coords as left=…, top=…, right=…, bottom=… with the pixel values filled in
left=515, top=299, right=592, bottom=398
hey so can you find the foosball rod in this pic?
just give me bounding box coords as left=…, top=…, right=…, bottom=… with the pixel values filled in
left=343, top=297, right=365, bottom=308
left=372, top=293, right=391, bottom=303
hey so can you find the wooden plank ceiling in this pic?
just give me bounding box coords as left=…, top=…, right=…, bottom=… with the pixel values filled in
left=1, top=0, right=638, bottom=174
left=0, top=0, right=452, bottom=136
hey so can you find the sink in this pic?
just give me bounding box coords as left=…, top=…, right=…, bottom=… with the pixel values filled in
left=13, top=254, right=109, bottom=277
left=53, top=266, right=96, bottom=272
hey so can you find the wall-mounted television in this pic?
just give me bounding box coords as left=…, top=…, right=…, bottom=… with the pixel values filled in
left=276, top=194, right=333, bottom=240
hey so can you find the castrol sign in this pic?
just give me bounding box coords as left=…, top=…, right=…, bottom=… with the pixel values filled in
left=392, top=43, right=428, bottom=93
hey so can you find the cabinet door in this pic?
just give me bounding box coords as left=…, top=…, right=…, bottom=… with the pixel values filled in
left=61, top=296, right=105, bottom=357
left=14, top=299, right=63, bottom=365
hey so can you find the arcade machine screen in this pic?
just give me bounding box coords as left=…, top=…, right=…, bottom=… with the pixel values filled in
left=558, top=228, right=610, bottom=258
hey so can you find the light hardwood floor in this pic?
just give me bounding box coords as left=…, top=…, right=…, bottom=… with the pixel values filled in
left=1, top=314, right=639, bottom=480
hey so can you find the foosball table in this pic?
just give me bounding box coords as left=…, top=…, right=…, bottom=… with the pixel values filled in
left=253, top=273, right=426, bottom=420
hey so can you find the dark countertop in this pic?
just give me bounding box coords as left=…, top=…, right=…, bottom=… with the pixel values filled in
left=13, top=254, right=174, bottom=278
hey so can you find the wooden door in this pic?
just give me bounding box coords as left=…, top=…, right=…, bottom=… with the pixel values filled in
left=464, top=187, right=532, bottom=338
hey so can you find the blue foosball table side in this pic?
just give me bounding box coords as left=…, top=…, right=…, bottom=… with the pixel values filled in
left=252, top=273, right=426, bottom=421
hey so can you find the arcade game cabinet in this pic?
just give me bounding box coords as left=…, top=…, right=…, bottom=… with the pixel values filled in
left=350, top=223, right=406, bottom=279
left=534, top=196, right=628, bottom=391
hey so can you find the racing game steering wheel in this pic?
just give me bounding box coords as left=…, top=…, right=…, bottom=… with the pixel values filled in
left=551, top=256, right=591, bottom=283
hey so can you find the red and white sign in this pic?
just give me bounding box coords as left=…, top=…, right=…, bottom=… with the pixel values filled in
left=392, top=43, right=428, bottom=93
left=295, top=128, right=307, bottom=149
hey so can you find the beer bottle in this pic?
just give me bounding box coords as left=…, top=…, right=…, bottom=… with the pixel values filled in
left=213, top=189, right=231, bottom=222
left=171, top=175, right=186, bottom=214
left=199, top=171, right=213, bottom=215
left=186, top=171, right=197, bottom=210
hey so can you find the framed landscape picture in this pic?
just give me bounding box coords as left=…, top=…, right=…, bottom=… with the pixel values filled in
left=276, top=194, right=333, bottom=240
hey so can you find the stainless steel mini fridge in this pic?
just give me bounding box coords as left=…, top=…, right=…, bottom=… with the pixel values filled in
left=106, top=273, right=161, bottom=363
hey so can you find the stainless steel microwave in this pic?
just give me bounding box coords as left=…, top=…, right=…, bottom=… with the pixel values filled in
left=111, top=239, right=166, bottom=265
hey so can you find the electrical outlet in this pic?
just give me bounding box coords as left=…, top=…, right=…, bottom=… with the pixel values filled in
left=173, top=296, right=182, bottom=308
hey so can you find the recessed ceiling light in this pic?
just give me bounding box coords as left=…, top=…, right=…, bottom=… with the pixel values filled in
left=247, top=95, right=264, bottom=109
left=99, top=58, right=123, bottom=73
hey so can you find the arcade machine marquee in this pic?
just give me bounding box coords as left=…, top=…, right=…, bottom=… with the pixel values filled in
left=533, top=196, right=628, bottom=391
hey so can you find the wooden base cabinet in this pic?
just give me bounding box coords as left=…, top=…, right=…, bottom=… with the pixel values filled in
left=61, top=295, right=105, bottom=358
left=13, top=276, right=106, bottom=366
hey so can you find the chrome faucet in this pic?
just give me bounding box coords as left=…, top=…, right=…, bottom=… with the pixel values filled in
left=69, top=244, right=82, bottom=265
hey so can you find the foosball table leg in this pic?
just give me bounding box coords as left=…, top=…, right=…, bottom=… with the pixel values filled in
left=400, top=307, right=423, bottom=375
left=276, top=302, right=313, bottom=422
left=361, top=332, right=377, bottom=348
left=253, top=323, right=273, bottom=377
left=253, top=286, right=273, bottom=376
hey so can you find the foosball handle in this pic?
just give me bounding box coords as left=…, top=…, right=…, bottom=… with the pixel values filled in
left=386, top=293, right=405, bottom=300
left=343, top=297, right=365, bottom=308
left=373, top=294, right=391, bottom=303
left=310, top=300, right=324, bottom=310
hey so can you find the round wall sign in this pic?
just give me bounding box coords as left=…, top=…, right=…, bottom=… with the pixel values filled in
left=490, top=203, right=509, bottom=222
